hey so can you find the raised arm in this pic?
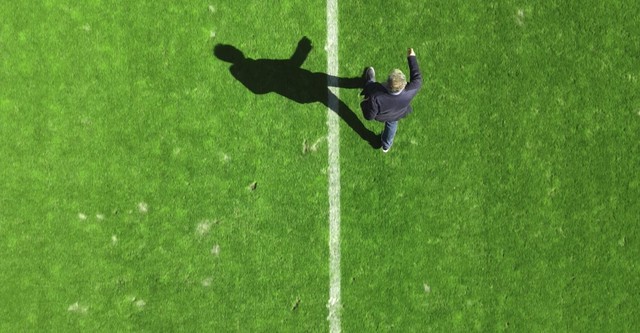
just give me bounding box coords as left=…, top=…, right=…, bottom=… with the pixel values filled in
left=406, top=48, right=422, bottom=91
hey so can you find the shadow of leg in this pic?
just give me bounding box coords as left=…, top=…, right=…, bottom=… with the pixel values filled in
left=326, top=90, right=381, bottom=149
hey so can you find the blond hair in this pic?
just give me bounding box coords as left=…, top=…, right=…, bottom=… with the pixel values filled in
left=387, top=69, right=406, bottom=93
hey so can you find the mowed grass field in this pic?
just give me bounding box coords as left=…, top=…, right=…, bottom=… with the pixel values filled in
left=1, top=0, right=639, bottom=332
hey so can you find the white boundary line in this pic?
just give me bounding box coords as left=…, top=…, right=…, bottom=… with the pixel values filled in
left=326, top=0, right=341, bottom=332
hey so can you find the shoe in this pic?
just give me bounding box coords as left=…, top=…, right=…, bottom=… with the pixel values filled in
left=363, top=67, right=375, bottom=83
left=381, top=133, right=390, bottom=153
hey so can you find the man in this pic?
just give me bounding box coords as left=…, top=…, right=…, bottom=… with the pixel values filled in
left=360, top=48, right=423, bottom=153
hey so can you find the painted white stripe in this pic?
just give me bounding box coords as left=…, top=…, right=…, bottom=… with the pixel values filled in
left=326, top=0, right=341, bottom=332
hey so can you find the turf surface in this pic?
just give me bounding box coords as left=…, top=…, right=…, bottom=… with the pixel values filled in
left=1, top=0, right=639, bottom=331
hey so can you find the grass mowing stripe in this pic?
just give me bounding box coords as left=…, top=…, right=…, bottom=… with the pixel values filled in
left=326, top=0, right=341, bottom=332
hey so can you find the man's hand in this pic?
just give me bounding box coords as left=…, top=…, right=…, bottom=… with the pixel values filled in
left=408, top=48, right=416, bottom=57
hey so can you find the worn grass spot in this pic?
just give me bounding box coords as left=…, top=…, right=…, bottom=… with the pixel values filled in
left=196, top=220, right=214, bottom=236
left=130, top=297, right=146, bottom=309
left=515, top=8, right=526, bottom=26
left=211, top=244, right=220, bottom=256
left=68, top=301, right=88, bottom=314
left=220, top=152, right=231, bottom=163
left=138, top=202, right=148, bottom=213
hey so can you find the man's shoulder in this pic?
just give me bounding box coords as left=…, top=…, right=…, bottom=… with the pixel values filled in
left=362, top=82, right=386, bottom=97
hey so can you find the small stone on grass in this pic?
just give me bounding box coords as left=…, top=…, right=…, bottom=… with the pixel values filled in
left=291, top=297, right=301, bottom=311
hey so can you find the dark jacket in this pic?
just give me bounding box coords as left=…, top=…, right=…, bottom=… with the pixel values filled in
left=360, top=56, right=422, bottom=122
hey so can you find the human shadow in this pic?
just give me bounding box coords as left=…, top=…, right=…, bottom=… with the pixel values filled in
left=213, top=37, right=380, bottom=148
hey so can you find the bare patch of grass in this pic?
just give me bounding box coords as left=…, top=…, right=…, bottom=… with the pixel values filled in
left=515, top=9, right=525, bottom=26
left=137, top=202, right=149, bottom=214
left=211, top=244, right=220, bottom=257
left=68, top=301, right=88, bottom=314
left=202, top=277, right=213, bottom=287
left=135, top=299, right=146, bottom=308
left=196, top=220, right=218, bottom=236
left=130, top=297, right=146, bottom=309
left=220, top=152, right=231, bottom=163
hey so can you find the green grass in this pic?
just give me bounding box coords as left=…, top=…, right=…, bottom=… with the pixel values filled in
left=1, top=0, right=639, bottom=332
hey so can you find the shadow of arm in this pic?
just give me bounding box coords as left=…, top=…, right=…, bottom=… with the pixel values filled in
left=290, top=37, right=312, bottom=67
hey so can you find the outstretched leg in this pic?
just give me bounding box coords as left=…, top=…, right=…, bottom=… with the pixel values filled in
left=381, top=121, right=398, bottom=152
